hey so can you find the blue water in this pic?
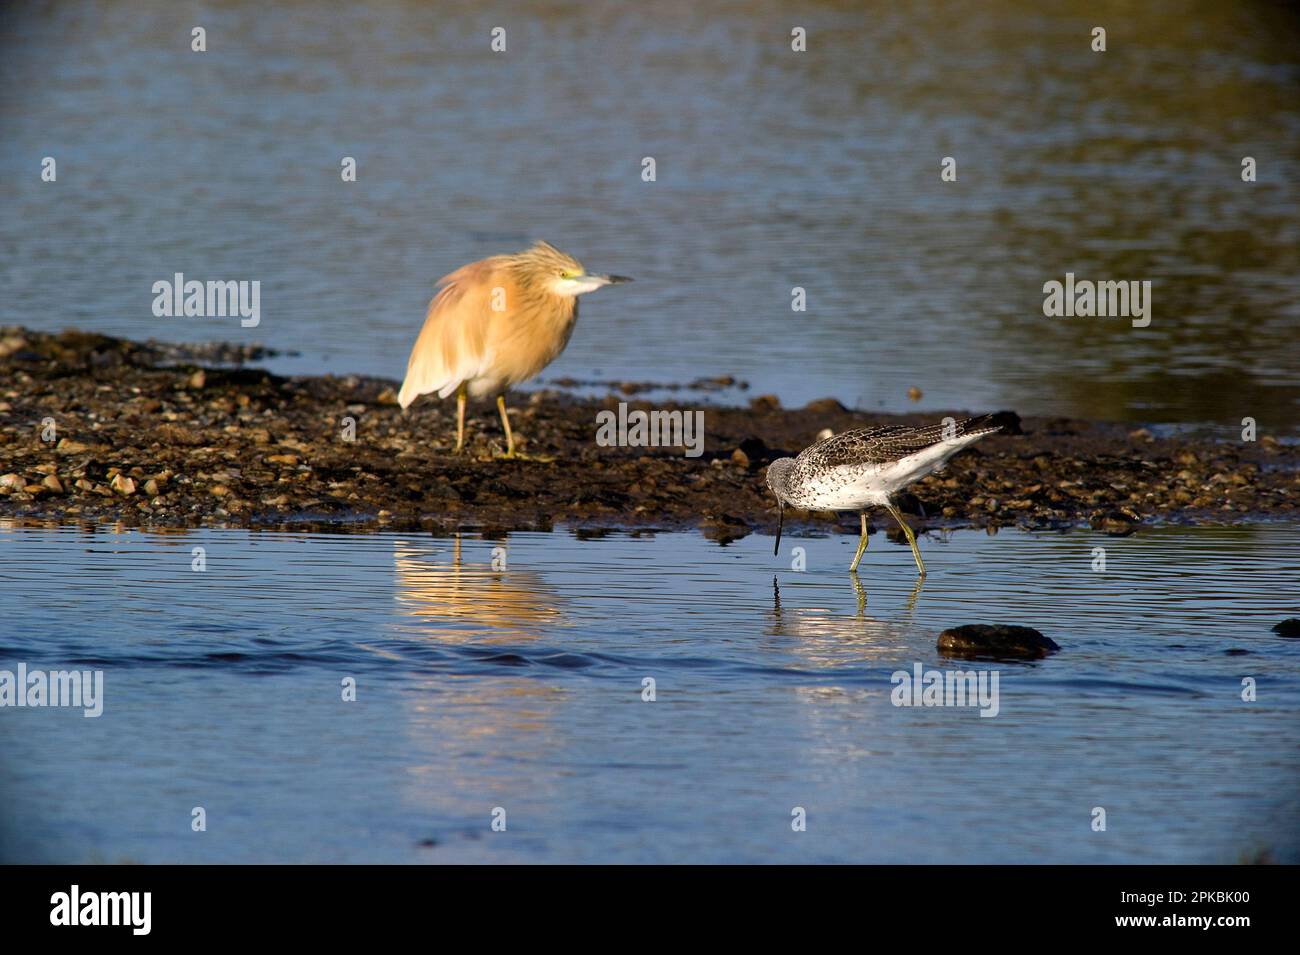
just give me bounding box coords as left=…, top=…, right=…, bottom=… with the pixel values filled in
left=2, top=0, right=1299, bottom=424
left=1, top=522, right=1296, bottom=863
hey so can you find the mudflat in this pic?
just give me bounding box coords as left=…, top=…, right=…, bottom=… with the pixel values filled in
left=1, top=327, right=1295, bottom=539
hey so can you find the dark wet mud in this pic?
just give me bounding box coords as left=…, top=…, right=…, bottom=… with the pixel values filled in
left=1, top=327, right=1296, bottom=539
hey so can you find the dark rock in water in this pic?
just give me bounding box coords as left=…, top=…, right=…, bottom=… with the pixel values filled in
left=938, top=624, right=1060, bottom=660
left=701, top=515, right=750, bottom=544
left=1225, top=648, right=1251, bottom=656
left=1091, top=509, right=1139, bottom=536
left=1272, top=619, right=1300, bottom=638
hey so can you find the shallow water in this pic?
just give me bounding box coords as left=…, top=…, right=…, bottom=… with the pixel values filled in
left=1, top=520, right=1296, bottom=863
left=2, top=1, right=1299, bottom=425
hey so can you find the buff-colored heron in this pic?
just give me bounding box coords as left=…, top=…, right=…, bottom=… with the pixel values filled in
left=398, top=241, right=631, bottom=457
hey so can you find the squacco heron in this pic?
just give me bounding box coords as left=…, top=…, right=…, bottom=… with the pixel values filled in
left=398, top=241, right=631, bottom=457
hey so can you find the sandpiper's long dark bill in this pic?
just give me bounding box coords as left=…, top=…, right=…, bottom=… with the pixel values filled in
left=765, top=415, right=1003, bottom=575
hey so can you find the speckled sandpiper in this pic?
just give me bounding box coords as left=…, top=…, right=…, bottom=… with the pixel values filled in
left=766, top=415, right=1002, bottom=576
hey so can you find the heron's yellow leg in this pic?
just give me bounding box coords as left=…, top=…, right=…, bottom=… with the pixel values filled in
left=884, top=502, right=926, bottom=577
left=496, top=394, right=515, bottom=458
left=848, top=512, right=869, bottom=573
left=455, top=384, right=467, bottom=453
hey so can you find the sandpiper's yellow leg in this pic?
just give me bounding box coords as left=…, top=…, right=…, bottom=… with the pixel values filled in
left=848, top=512, right=870, bottom=573
left=455, top=383, right=467, bottom=453
left=884, top=501, right=926, bottom=577
left=849, top=569, right=867, bottom=614
left=496, top=394, right=515, bottom=458
left=904, top=573, right=925, bottom=613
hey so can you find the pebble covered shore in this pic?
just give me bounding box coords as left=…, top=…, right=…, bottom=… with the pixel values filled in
left=1, top=327, right=1296, bottom=540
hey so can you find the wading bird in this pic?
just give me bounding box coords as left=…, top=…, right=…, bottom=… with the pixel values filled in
left=399, top=241, right=631, bottom=457
left=766, top=415, right=1002, bottom=576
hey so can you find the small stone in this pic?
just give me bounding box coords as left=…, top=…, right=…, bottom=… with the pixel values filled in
left=749, top=394, right=781, bottom=412
left=188, top=369, right=206, bottom=389
left=1094, top=512, right=1137, bottom=536
left=803, top=398, right=847, bottom=415
left=55, top=438, right=92, bottom=454
left=0, top=473, right=24, bottom=489
left=0, top=335, right=28, bottom=358
left=41, top=474, right=64, bottom=493
left=143, top=479, right=160, bottom=496
left=110, top=474, right=136, bottom=495
left=938, top=624, right=1060, bottom=661
left=907, top=387, right=922, bottom=402
left=730, top=448, right=750, bottom=468
left=74, top=478, right=95, bottom=492
left=1128, top=428, right=1154, bottom=442
left=211, top=484, right=230, bottom=497
left=376, top=388, right=399, bottom=405
left=267, top=454, right=299, bottom=466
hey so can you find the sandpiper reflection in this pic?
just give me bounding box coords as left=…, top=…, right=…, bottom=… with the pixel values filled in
left=767, top=573, right=924, bottom=666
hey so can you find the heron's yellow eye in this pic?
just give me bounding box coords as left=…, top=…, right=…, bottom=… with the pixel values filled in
left=560, top=271, right=575, bottom=280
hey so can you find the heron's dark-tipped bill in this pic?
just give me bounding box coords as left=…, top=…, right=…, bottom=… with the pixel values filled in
left=602, top=274, right=633, bottom=285
left=774, top=502, right=784, bottom=556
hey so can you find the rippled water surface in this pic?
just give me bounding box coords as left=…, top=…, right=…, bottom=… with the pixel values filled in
left=1, top=522, right=1297, bottom=863
left=2, top=1, right=1299, bottom=424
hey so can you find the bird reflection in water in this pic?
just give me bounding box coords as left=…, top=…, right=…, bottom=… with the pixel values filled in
left=768, top=572, right=924, bottom=665
left=392, top=534, right=564, bottom=642
left=390, top=535, right=571, bottom=826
